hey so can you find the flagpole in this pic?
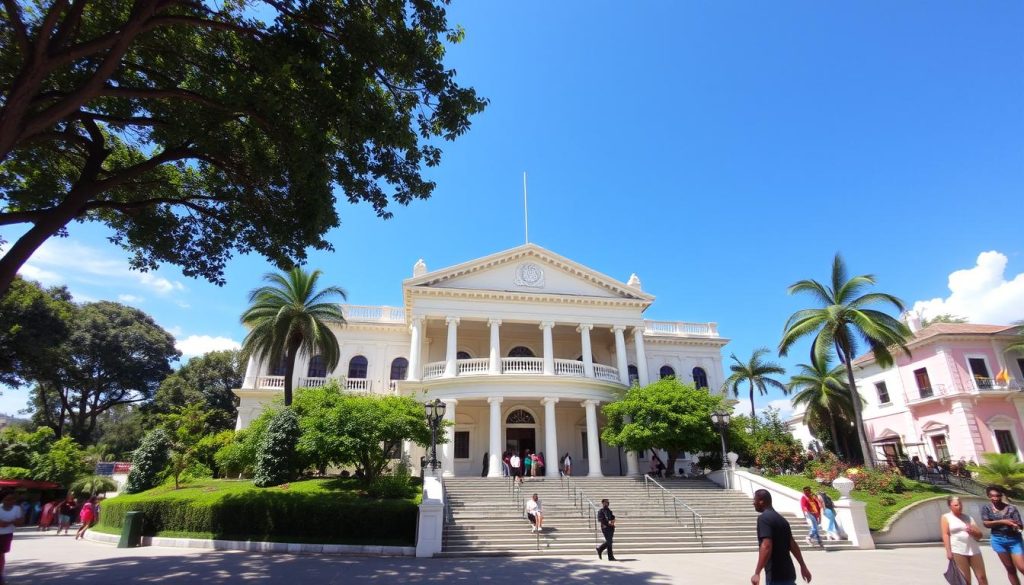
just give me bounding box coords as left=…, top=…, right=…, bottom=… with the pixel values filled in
left=523, top=172, right=529, bottom=244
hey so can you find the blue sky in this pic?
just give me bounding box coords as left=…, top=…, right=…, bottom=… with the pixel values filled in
left=5, top=2, right=1023, bottom=418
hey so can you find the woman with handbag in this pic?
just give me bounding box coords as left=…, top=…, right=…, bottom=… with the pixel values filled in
left=981, top=485, right=1024, bottom=585
left=942, top=495, right=988, bottom=585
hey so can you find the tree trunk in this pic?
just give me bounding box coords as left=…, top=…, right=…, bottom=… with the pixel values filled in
left=749, top=381, right=756, bottom=425
left=827, top=407, right=842, bottom=458
left=666, top=450, right=679, bottom=478
left=283, top=337, right=302, bottom=406
left=837, top=340, right=874, bottom=468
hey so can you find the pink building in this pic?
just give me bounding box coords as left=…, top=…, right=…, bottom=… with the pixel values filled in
left=848, top=320, right=1024, bottom=465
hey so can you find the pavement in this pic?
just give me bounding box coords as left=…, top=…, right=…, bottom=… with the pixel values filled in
left=6, top=529, right=1011, bottom=584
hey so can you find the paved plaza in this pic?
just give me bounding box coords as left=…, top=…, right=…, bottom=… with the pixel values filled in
left=4, top=530, right=1004, bottom=584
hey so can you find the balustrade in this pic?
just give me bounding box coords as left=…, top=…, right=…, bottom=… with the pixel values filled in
left=502, top=357, right=544, bottom=374
left=340, top=304, right=406, bottom=323
left=419, top=358, right=621, bottom=383
left=644, top=320, right=718, bottom=337
left=423, top=362, right=447, bottom=380
left=255, top=376, right=285, bottom=389
left=346, top=378, right=371, bottom=392
left=299, top=377, right=329, bottom=388
left=457, top=358, right=490, bottom=375
left=593, top=364, right=620, bottom=382
left=554, top=358, right=584, bottom=377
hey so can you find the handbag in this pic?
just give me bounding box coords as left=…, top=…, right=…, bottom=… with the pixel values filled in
left=944, top=559, right=968, bottom=585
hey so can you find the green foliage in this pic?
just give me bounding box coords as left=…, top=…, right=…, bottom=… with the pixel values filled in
left=162, top=402, right=215, bottom=489
left=94, top=406, right=147, bottom=461
left=724, top=409, right=800, bottom=467
left=754, top=441, right=806, bottom=474
left=240, top=268, right=347, bottom=406
left=30, top=436, right=89, bottom=487
left=805, top=450, right=846, bottom=484
left=0, top=425, right=55, bottom=468
left=968, top=452, right=1024, bottom=492
left=788, top=357, right=856, bottom=459
left=878, top=495, right=898, bottom=507
left=602, top=378, right=724, bottom=474
left=195, top=431, right=236, bottom=478
left=0, top=0, right=486, bottom=295
left=722, top=348, right=788, bottom=421
left=0, top=277, right=73, bottom=387
left=96, top=479, right=419, bottom=546
left=367, top=463, right=415, bottom=499
left=125, top=428, right=171, bottom=494
left=70, top=475, right=119, bottom=496
left=0, top=466, right=31, bottom=479
left=848, top=467, right=905, bottom=495
left=153, top=350, right=243, bottom=432
left=920, top=313, right=968, bottom=327
left=253, top=408, right=301, bottom=487
left=213, top=442, right=249, bottom=479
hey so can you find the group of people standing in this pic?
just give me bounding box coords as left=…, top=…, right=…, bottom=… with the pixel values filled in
left=503, top=450, right=548, bottom=482
left=941, top=486, right=1024, bottom=585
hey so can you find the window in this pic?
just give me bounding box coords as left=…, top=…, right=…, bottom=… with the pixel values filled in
left=914, top=368, right=932, bottom=398
left=270, top=357, right=287, bottom=376
left=307, top=355, right=327, bottom=378
left=506, top=409, right=536, bottom=424
left=968, top=358, right=992, bottom=389
left=581, top=431, right=604, bottom=459
left=996, top=430, right=1018, bottom=456
left=348, top=355, right=368, bottom=379
left=692, top=367, right=708, bottom=389
left=454, top=431, right=470, bottom=459
left=456, top=351, right=472, bottom=360
left=660, top=365, right=675, bottom=379
left=627, top=365, right=639, bottom=385
left=875, top=381, right=891, bottom=404
left=390, top=357, right=408, bottom=380
left=931, top=434, right=950, bottom=461
left=508, top=346, right=535, bottom=358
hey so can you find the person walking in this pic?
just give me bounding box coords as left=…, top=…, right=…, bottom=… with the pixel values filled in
left=982, top=485, right=1022, bottom=584
left=596, top=498, right=617, bottom=561
left=0, top=491, right=25, bottom=584
left=817, top=490, right=842, bottom=541
left=942, top=495, right=988, bottom=585
left=56, top=494, right=77, bottom=536
left=75, top=497, right=97, bottom=540
left=536, top=452, right=545, bottom=477
left=523, top=449, right=533, bottom=479
left=751, top=489, right=812, bottom=585
left=526, top=493, right=545, bottom=533
left=510, top=452, right=522, bottom=484
left=799, top=487, right=824, bottom=547
left=502, top=451, right=511, bottom=478
left=562, top=452, right=572, bottom=477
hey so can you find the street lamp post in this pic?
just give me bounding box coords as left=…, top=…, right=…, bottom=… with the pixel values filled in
left=710, top=410, right=731, bottom=489
left=424, top=398, right=447, bottom=474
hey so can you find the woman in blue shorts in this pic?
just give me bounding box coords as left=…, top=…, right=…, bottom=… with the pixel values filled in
left=982, top=485, right=1024, bottom=585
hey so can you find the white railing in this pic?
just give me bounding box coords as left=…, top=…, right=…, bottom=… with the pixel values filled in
left=502, top=357, right=544, bottom=374
left=254, top=376, right=285, bottom=389
left=644, top=320, right=719, bottom=338
left=593, top=364, right=621, bottom=382
left=346, top=378, right=371, bottom=392
left=340, top=304, right=406, bottom=324
left=299, top=376, right=330, bottom=388
left=554, top=358, right=584, bottom=377
left=457, top=358, right=490, bottom=376
left=423, top=362, right=447, bottom=380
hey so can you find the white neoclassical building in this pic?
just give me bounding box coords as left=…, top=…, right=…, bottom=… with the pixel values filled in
left=234, top=244, right=729, bottom=477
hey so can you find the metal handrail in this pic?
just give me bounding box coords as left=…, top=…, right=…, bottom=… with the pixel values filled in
left=560, top=474, right=603, bottom=544
left=643, top=474, right=704, bottom=546
left=441, top=478, right=454, bottom=527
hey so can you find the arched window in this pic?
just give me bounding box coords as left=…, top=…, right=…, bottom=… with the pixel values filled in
left=627, top=365, right=639, bottom=385
left=508, top=346, right=535, bottom=358
left=390, top=357, right=408, bottom=380
left=659, top=365, right=675, bottom=379
left=307, top=355, right=327, bottom=378
left=270, top=357, right=288, bottom=376
left=456, top=351, right=472, bottom=360
left=506, top=409, right=536, bottom=424
left=692, top=367, right=708, bottom=389
left=348, top=355, right=368, bottom=379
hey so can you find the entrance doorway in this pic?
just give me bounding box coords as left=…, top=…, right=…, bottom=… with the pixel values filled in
left=506, top=428, right=536, bottom=457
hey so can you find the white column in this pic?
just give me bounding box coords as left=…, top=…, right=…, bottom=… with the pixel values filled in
left=623, top=414, right=640, bottom=476
left=541, top=321, right=555, bottom=375
left=583, top=400, right=604, bottom=477
left=613, top=326, right=629, bottom=385
left=542, top=398, right=559, bottom=478
left=633, top=326, right=650, bottom=386
left=243, top=355, right=258, bottom=388
left=444, top=317, right=460, bottom=378
left=578, top=324, right=595, bottom=378
left=487, top=397, right=503, bottom=478
left=441, top=399, right=457, bottom=477
left=488, top=319, right=502, bottom=375
left=407, top=317, right=423, bottom=381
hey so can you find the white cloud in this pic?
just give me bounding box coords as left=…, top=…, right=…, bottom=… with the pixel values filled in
left=764, top=399, right=795, bottom=420
left=18, top=262, right=62, bottom=285
left=912, top=251, right=1024, bottom=325
left=176, top=335, right=241, bottom=357
left=118, top=294, right=144, bottom=303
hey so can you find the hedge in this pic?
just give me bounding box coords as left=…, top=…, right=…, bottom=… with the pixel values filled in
left=97, top=484, right=418, bottom=545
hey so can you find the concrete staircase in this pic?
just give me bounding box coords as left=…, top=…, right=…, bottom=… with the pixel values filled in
left=441, top=476, right=853, bottom=557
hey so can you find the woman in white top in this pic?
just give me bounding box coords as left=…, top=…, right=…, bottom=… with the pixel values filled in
left=942, top=495, right=989, bottom=585
left=0, top=491, right=25, bottom=584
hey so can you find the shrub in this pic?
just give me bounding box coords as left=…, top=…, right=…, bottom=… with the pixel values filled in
left=805, top=451, right=846, bottom=485
left=754, top=441, right=806, bottom=474
left=879, top=495, right=898, bottom=506
left=125, top=429, right=171, bottom=494
left=253, top=408, right=300, bottom=487
left=214, top=442, right=249, bottom=478
left=847, top=467, right=905, bottom=494
left=0, top=466, right=31, bottom=479
left=367, top=463, right=414, bottom=499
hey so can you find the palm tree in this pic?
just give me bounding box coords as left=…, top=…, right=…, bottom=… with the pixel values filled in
left=779, top=254, right=911, bottom=468
left=722, top=348, right=788, bottom=421
left=1005, top=320, right=1024, bottom=355
left=968, top=453, right=1024, bottom=492
left=788, top=357, right=855, bottom=458
left=240, top=267, right=347, bottom=406
left=71, top=475, right=118, bottom=497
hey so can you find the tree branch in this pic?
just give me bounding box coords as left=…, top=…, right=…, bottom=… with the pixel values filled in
left=80, top=111, right=169, bottom=127
left=34, top=0, right=71, bottom=60
left=50, top=0, right=89, bottom=50
left=98, top=86, right=269, bottom=128
left=146, top=14, right=263, bottom=38
left=1, top=0, right=31, bottom=56
left=84, top=195, right=228, bottom=218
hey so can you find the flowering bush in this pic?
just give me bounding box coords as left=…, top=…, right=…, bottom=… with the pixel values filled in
left=847, top=467, right=905, bottom=494
left=755, top=441, right=806, bottom=474
left=804, top=451, right=845, bottom=485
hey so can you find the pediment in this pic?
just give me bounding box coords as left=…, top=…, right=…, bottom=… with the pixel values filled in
left=920, top=421, right=948, bottom=433
left=403, top=244, right=653, bottom=302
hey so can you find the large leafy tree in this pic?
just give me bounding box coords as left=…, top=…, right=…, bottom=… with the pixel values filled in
left=329, top=392, right=433, bottom=484
left=779, top=254, right=911, bottom=468
left=0, top=0, right=487, bottom=295
left=788, top=357, right=856, bottom=459
left=153, top=349, right=243, bottom=431
left=0, top=276, right=73, bottom=386
left=602, top=377, right=725, bottom=477
left=240, top=267, right=345, bottom=406
left=722, top=347, right=787, bottom=421
left=30, top=300, right=180, bottom=442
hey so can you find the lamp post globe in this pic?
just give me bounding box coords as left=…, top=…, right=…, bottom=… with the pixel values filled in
left=424, top=398, right=445, bottom=472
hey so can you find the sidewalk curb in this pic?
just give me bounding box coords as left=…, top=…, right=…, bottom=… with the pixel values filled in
left=84, top=530, right=415, bottom=556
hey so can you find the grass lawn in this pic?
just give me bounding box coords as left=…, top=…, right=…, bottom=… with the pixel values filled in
left=765, top=474, right=949, bottom=531
left=96, top=477, right=421, bottom=546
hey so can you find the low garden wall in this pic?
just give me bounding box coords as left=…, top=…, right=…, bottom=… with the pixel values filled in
left=873, top=495, right=989, bottom=545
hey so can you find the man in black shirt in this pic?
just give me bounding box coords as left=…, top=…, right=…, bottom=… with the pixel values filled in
left=752, top=489, right=811, bottom=585
left=596, top=498, right=617, bottom=561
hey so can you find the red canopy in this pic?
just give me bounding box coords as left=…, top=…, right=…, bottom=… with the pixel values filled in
left=0, top=479, right=61, bottom=490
